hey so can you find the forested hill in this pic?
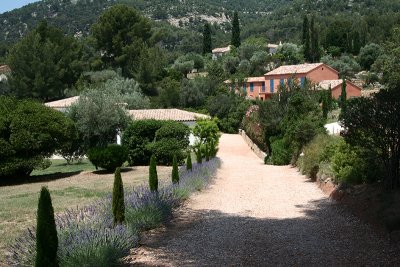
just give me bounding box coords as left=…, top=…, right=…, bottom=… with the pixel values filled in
left=1, top=0, right=400, bottom=47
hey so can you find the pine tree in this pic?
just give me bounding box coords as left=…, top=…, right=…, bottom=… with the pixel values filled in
left=172, top=154, right=179, bottom=184
left=203, top=23, right=212, bottom=55
left=310, top=15, right=320, bottom=62
left=186, top=152, right=193, bottom=171
left=302, top=15, right=311, bottom=62
left=35, top=187, right=59, bottom=267
left=340, top=79, right=347, bottom=105
left=149, top=155, right=158, bottom=192
left=231, top=11, right=241, bottom=47
left=112, top=167, right=125, bottom=224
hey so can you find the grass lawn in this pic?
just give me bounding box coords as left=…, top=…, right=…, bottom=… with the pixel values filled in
left=31, top=158, right=96, bottom=176
left=0, top=159, right=171, bottom=264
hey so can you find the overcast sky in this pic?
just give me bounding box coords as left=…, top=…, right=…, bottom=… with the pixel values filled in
left=0, top=0, right=41, bottom=14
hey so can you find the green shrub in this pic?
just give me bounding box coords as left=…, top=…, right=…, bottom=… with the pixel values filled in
left=36, top=187, right=58, bottom=267
left=0, top=97, right=76, bottom=178
left=149, top=155, right=158, bottom=192
left=126, top=205, right=163, bottom=233
left=122, top=120, right=164, bottom=165
left=87, top=144, right=128, bottom=172
left=270, top=138, right=292, bottom=165
left=331, top=140, right=381, bottom=184
left=299, top=134, right=341, bottom=180
left=205, top=144, right=210, bottom=161
left=112, top=167, right=125, bottom=225
left=186, top=153, right=193, bottom=171
left=122, top=120, right=189, bottom=166
left=172, top=154, right=179, bottom=184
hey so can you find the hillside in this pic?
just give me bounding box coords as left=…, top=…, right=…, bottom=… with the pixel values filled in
left=1, top=0, right=400, bottom=49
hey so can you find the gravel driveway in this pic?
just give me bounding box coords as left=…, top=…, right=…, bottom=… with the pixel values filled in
left=129, top=134, right=400, bottom=266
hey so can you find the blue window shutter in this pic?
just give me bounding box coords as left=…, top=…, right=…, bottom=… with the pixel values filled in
left=262, top=82, right=265, bottom=92
left=301, top=77, right=305, bottom=87
left=250, top=83, right=254, bottom=92
left=280, top=79, right=284, bottom=86
left=243, top=83, right=246, bottom=92
left=270, top=79, right=274, bottom=93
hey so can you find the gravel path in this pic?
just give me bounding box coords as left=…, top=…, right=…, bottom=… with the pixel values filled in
left=129, top=134, right=400, bottom=266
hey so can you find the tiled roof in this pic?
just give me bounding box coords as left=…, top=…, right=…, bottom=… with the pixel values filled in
left=265, top=63, right=324, bottom=76
left=129, top=109, right=210, bottom=122
left=45, top=96, right=80, bottom=108
left=246, top=77, right=265, bottom=82
left=267, top=43, right=279, bottom=48
left=212, top=46, right=231, bottom=53
left=319, top=80, right=343, bottom=90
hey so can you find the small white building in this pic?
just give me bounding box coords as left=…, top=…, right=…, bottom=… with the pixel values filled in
left=45, top=96, right=80, bottom=112
left=212, top=45, right=231, bottom=60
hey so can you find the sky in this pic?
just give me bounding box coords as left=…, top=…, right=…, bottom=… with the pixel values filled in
left=0, top=0, right=41, bottom=14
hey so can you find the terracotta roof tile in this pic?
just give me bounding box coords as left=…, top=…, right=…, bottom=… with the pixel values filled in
left=319, top=80, right=343, bottom=90
left=129, top=109, right=210, bottom=122
left=212, top=46, right=231, bottom=53
left=246, top=77, right=265, bottom=82
left=265, top=63, right=324, bottom=76
left=45, top=96, right=80, bottom=108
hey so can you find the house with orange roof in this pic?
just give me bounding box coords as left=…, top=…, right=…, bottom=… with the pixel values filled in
left=225, top=63, right=361, bottom=100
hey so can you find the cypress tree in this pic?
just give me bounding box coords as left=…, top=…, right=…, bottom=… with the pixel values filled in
left=196, top=148, right=202, bottom=164
left=322, top=92, right=329, bottom=120
left=186, top=152, right=193, bottom=171
left=231, top=11, right=241, bottom=47
left=203, top=23, right=212, bottom=55
left=302, top=15, right=311, bottom=62
left=310, top=15, right=320, bottom=62
left=327, top=84, right=333, bottom=110
left=340, top=79, right=347, bottom=105
left=149, top=155, right=158, bottom=192
left=112, top=167, right=125, bottom=224
left=172, top=154, right=179, bottom=184
left=35, top=187, right=59, bottom=267
left=205, top=144, right=210, bottom=162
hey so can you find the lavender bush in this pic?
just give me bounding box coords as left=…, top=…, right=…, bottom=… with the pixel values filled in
left=8, top=158, right=220, bottom=266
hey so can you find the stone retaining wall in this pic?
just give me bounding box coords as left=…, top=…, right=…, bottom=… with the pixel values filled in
left=239, top=129, right=267, bottom=160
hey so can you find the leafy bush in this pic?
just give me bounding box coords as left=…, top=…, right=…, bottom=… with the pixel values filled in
left=299, top=134, right=341, bottom=180
left=122, top=120, right=164, bottom=165
left=87, top=144, right=128, bottom=172
left=123, top=120, right=189, bottom=166
left=0, top=97, right=75, bottom=178
left=270, top=138, right=292, bottom=165
left=331, top=140, right=381, bottom=184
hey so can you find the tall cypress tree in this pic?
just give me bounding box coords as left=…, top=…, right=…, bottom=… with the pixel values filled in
left=302, top=15, right=311, bottom=62
left=112, top=167, right=125, bottom=224
left=172, top=154, right=179, bottom=184
left=186, top=152, right=193, bottom=171
left=310, top=15, right=320, bottom=62
left=340, top=79, right=347, bottom=105
left=35, top=187, right=59, bottom=267
left=203, top=23, right=212, bottom=55
left=149, top=155, right=158, bottom=192
left=231, top=11, right=241, bottom=47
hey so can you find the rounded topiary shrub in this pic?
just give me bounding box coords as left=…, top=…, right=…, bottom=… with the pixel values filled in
left=270, top=139, right=292, bottom=166
left=87, top=144, right=128, bottom=172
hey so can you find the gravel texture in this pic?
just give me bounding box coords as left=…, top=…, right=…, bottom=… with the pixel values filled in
left=129, top=134, right=400, bottom=266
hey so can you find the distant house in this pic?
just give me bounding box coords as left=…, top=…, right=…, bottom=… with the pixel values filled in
left=45, top=96, right=80, bottom=112
left=267, top=42, right=281, bottom=54
left=319, top=79, right=361, bottom=99
left=212, top=45, right=231, bottom=60
left=225, top=63, right=362, bottom=100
